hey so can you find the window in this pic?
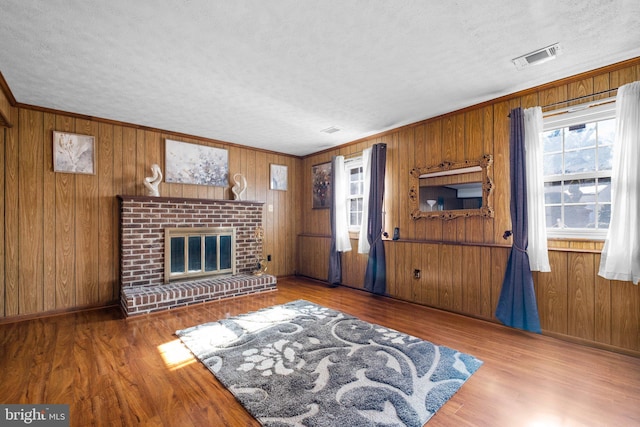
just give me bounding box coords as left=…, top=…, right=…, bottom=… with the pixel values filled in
left=345, top=158, right=364, bottom=231
left=542, top=102, right=615, bottom=239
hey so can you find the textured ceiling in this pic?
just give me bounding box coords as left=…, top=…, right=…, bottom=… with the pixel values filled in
left=1, top=1, right=640, bottom=156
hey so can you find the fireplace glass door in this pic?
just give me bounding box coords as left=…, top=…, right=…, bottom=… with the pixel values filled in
left=165, top=227, right=235, bottom=282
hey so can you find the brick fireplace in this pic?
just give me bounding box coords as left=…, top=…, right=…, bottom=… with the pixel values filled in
left=118, top=195, right=276, bottom=316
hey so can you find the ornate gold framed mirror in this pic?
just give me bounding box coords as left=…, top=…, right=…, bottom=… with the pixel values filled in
left=409, top=154, right=494, bottom=220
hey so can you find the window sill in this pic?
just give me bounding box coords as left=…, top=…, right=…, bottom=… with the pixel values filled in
left=547, top=229, right=607, bottom=241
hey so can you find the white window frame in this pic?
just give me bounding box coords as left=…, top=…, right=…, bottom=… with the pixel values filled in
left=345, top=157, right=364, bottom=232
left=542, top=101, right=616, bottom=240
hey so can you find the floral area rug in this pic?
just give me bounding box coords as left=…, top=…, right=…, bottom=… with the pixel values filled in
left=176, top=300, right=482, bottom=426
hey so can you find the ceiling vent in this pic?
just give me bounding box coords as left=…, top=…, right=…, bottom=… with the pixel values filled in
left=320, top=126, right=341, bottom=134
left=512, top=43, right=562, bottom=70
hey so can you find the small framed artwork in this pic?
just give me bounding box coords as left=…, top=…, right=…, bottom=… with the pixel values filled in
left=53, top=131, right=95, bottom=174
left=165, top=139, right=229, bottom=186
left=312, top=162, right=332, bottom=209
left=270, top=164, right=288, bottom=191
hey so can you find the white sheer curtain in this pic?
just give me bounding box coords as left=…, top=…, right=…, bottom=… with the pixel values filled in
left=599, top=81, right=640, bottom=284
left=524, top=107, right=551, bottom=272
left=357, top=148, right=372, bottom=254
left=333, top=155, right=352, bottom=252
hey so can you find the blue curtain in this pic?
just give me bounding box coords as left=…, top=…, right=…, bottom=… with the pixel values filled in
left=495, top=108, right=542, bottom=333
left=363, top=144, right=387, bottom=295
left=327, top=156, right=341, bottom=285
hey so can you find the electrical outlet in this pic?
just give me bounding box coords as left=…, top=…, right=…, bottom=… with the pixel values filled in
left=413, top=269, right=421, bottom=279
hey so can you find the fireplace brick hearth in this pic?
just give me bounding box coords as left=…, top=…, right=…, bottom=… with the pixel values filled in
left=121, top=273, right=276, bottom=316
left=118, top=195, right=276, bottom=316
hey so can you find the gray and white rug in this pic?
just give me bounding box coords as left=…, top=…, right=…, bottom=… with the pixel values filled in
left=176, top=300, right=482, bottom=426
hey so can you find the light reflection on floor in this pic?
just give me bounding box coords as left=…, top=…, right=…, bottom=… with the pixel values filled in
left=159, top=305, right=301, bottom=370
left=158, top=339, right=196, bottom=370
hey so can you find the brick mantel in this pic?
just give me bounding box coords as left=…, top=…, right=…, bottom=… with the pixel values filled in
left=118, top=195, right=265, bottom=288
left=117, top=194, right=265, bottom=206
left=117, top=195, right=275, bottom=316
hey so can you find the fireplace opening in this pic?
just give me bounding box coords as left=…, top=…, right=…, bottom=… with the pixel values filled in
left=164, top=227, right=236, bottom=283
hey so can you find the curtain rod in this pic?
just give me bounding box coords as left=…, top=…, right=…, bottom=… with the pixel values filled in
left=543, top=96, right=616, bottom=118
left=508, top=88, right=619, bottom=118
left=542, top=88, right=618, bottom=110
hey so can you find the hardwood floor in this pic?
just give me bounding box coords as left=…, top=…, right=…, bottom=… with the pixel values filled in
left=1, top=276, right=639, bottom=426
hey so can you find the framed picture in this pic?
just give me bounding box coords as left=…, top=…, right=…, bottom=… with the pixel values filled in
left=53, top=131, right=95, bottom=174
left=270, top=164, right=288, bottom=191
left=165, top=139, right=229, bottom=186
left=312, top=162, right=332, bottom=209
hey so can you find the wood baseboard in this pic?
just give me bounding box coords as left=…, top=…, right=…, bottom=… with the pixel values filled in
left=0, top=301, right=120, bottom=325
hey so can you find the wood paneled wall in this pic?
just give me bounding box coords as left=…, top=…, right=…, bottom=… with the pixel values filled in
left=0, top=91, right=10, bottom=127
left=1, top=107, right=301, bottom=319
left=2, top=59, right=639, bottom=354
left=297, top=58, right=640, bottom=355
left=0, top=73, right=12, bottom=127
